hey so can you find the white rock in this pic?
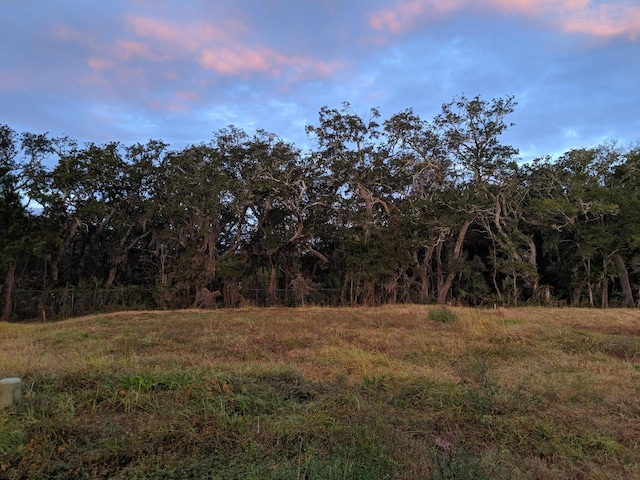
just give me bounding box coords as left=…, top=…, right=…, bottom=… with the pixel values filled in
left=0, top=377, right=23, bottom=409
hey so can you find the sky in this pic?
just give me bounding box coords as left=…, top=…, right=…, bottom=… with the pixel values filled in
left=2, top=0, right=639, bottom=163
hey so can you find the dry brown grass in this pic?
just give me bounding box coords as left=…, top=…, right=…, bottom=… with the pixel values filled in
left=1, top=305, right=640, bottom=479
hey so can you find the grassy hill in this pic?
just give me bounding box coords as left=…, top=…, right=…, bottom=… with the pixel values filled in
left=1, top=306, right=639, bottom=479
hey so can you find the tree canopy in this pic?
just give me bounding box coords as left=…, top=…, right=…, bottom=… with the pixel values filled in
left=2, top=95, right=639, bottom=319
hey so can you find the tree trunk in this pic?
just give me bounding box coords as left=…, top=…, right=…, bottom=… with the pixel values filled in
left=104, top=265, right=118, bottom=290
left=571, top=287, right=581, bottom=307
left=49, top=256, right=59, bottom=288
left=436, top=220, right=471, bottom=304
left=416, top=246, right=434, bottom=303
left=269, top=263, right=278, bottom=305
left=585, top=258, right=594, bottom=307
left=340, top=273, right=350, bottom=306
left=601, top=260, right=609, bottom=308
left=1, top=263, right=16, bottom=321
left=105, top=231, right=150, bottom=289
left=526, top=235, right=539, bottom=293
left=613, top=254, right=635, bottom=307
left=437, top=270, right=455, bottom=304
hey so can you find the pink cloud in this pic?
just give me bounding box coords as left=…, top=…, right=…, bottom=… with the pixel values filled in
left=125, top=15, right=238, bottom=52
left=116, top=40, right=155, bottom=60
left=193, top=19, right=247, bottom=44
left=175, top=89, right=200, bottom=101
left=87, top=57, right=114, bottom=71
left=487, top=0, right=590, bottom=15
left=369, top=0, right=466, bottom=33
left=124, top=14, right=339, bottom=80
left=144, top=90, right=202, bottom=113
left=368, top=0, right=640, bottom=39
left=50, top=12, right=339, bottom=115
left=497, top=0, right=640, bottom=38
left=201, top=46, right=270, bottom=75
left=560, top=3, right=640, bottom=38
left=200, top=46, right=338, bottom=79
left=126, top=16, right=189, bottom=47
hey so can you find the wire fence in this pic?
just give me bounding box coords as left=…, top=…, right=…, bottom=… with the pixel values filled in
left=6, top=287, right=345, bottom=321
left=244, top=288, right=343, bottom=308
left=8, top=287, right=157, bottom=321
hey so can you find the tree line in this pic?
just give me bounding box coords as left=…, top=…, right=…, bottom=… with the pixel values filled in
left=2, top=95, right=640, bottom=319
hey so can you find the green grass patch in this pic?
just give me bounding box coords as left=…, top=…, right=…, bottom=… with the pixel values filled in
left=1, top=370, right=398, bottom=479
left=428, top=307, right=459, bottom=323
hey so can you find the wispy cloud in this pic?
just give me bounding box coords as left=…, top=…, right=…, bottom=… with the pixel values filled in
left=56, top=13, right=340, bottom=96
left=123, top=15, right=336, bottom=78
left=200, top=45, right=338, bottom=78
left=115, top=40, right=156, bottom=61
left=559, top=2, right=640, bottom=37
left=86, top=57, right=114, bottom=71
left=46, top=9, right=342, bottom=119
left=125, top=15, right=227, bottom=51
left=369, top=0, right=640, bottom=39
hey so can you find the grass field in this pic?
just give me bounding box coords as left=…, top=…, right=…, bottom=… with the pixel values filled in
left=1, top=306, right=639, bottom=479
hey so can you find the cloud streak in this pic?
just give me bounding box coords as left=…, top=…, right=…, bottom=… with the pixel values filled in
left=369, top=0, right=640, bottom=39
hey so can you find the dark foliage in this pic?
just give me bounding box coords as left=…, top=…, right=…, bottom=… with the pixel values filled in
left=2, top=96, right=639, bottom=319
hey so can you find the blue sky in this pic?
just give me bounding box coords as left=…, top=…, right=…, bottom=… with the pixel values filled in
left=2, top=0, right=639, bottom=162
